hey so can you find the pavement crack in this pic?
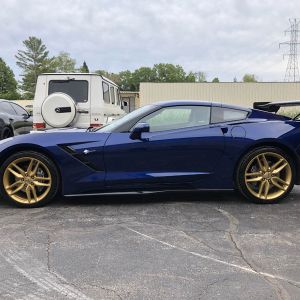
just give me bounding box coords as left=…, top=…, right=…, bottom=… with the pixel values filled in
left=199, top=278, right=228, bottom=298
left=84, top=283, right=123, bottom=300
left=46, top=233, right=53, bottom=272
left=216, top=208, right=291, bottom=300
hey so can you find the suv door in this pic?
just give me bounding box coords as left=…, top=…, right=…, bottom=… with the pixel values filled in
left=47, top=75, right=90, bottom=128
left=103, top=105, right=225, bottom=190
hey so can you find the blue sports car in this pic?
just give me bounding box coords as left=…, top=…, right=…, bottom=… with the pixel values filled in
left=0, top=100, right=300, bottom=207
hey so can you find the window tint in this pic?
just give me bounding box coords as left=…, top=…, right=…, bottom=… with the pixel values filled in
left=0, top=102, right=16, bottom=115
left=115, top=88, right=120, bottom=105
left=110, top=86, right=115, bottom=104
left=48, top=80, right=88, bottom=103
left=11, top=103, right=27, bottom=116
left=138, top=106, right=211, bottom=132
left=211, top=107, right=248, bottom=123
left=103, top=82, right=110, bottom=103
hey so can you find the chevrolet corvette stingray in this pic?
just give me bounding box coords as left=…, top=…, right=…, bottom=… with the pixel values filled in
left=0, top=100, right=300, bottom=207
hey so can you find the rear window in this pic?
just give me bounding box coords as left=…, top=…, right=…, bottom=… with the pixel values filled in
left=48, top=80, right=88, bottom=103
left=211, top=107, right=248, bottom=123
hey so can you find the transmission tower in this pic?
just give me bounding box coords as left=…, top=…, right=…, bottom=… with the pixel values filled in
left=279, top=18, right=300, bottom=82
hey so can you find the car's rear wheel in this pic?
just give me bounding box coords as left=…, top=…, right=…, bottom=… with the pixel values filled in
left=0, top=151, right=59, bottom=207
left=236, top=147, right=295, bottom=204
left=1, top=127, right=13, bottom=140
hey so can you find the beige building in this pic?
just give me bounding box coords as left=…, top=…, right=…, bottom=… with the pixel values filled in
left=140, top=82, right=300, bottom=108
left=119, top=91, right=140, bottom=112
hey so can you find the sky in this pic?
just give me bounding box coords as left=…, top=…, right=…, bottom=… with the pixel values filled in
left=0, top=0, right=299, bottom=82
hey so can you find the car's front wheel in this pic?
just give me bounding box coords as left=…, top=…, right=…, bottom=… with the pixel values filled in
left=236, top=147, right=295, bottom=204
left=0, top=151, right=59, bottom=207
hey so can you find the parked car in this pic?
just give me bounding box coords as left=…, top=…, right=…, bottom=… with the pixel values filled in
left=0, top=100, right=300, bottom=208
left=33, top=73, right=125, bottom=130
left=0, top=99, right=32, bottom=140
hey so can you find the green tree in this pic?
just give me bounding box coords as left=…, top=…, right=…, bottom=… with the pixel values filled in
left=242, top=74, right=257, bottom=82
left=212, top=77, right=219, bottom=83
left=185, top=71, right=197, bottom=82
left=153, top=63, right=187, bottom=82
left=52, top=52, right=76, bottom=73
left=118, top=70, right=134, bottom=91
left=95, top=63, right=205, bottom=91
left=79, top=61, right=89, bottom=73
left=15, top=36, right=54, bottom=99
left=193, top=71, right=206, bottom=82
left=131, top=67, right=156, bottom=90
left=95, top=70, right=121, bottom=86
left=0, top=58, right=19, bottom=99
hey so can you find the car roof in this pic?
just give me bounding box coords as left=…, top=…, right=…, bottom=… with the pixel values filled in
left=155, top=100, right=251, bottom=111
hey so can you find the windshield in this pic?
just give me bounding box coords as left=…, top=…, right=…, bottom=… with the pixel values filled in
left=98, top=105, right=157, bottom=132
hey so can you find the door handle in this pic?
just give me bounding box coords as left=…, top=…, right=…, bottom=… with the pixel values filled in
left=77, top=110, right=89, bottom=114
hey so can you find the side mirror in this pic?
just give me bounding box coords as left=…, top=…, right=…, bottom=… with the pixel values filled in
left=22, top=113, right=30, bottom=119
left=130, top=123, right=150, bottom=140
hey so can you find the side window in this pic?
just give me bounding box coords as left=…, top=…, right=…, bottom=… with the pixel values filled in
left=138, top=106, right=211, bottom=132
left=110, top=86, right=115, bottom=104
left=115, top=88, right=120, bottom=105
left=103, top=82, right=110, bottom=103
left=211, top=107, right=248, bottom=123
left=11, top=103, right=27, bottom=116
left=0, top=102, right=17, bottom=115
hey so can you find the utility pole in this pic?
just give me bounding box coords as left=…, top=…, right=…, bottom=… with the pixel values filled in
left=279, top=18, right=300, bottom=82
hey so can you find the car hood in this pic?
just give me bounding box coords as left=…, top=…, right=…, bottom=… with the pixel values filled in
left=0, top=128, right=110, bottom=154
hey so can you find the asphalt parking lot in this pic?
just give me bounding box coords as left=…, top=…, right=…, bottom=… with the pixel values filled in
left=0, top=188, right=299, bottom=300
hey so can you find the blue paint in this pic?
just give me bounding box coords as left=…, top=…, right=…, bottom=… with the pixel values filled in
left=0, top=100, right=299, bottom=196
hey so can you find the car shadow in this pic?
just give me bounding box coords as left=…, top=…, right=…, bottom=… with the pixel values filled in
left=47, top=190, right=260, bottom=207
left=0, top=189, right=298, bottom=209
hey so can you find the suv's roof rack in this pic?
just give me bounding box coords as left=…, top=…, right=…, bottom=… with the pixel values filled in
left=253, top=100, right=300, bottom=113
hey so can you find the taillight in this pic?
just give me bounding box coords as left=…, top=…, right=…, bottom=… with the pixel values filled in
left=90, top=124, right=103, bottom=128
left=33, top=123, right=46, bottom=129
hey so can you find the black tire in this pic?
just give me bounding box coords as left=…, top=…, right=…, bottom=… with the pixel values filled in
left=235, top=147, right=295, bottom=204
left=1, top=127, right=14, bottom=140
left=0, top=151, right=59, bottom=208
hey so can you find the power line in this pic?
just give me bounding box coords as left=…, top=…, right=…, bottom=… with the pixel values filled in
left=279, top=18, right=300, bottom=82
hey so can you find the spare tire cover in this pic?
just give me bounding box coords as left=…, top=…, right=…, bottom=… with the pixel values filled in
left=41, top=93, right=76, bottom=128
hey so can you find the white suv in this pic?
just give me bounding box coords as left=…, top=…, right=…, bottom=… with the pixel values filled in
left=33, top=73, right=125, bottom=130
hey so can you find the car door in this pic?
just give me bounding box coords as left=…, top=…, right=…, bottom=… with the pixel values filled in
left=10, top=103, right=32, bottom=134
left=0, top=102, right=23, bottom=135
left=103, top=105, right=226, bottom=190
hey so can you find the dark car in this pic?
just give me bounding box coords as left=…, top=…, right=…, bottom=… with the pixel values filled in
left=0, top=100, right=32, bottom=140
left=0, top=100, right=300, bottom=208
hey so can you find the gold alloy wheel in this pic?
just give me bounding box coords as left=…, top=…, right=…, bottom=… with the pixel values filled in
left=245, top=152, right=292, bottom=200
left=3, top=157, right=52, bottom=204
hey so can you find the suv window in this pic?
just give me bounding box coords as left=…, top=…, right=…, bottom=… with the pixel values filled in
left=110, top=86, right=115, bottom=104
left=103, top=82, right=110, bottom=103
left=0, top=102, right=16, bottom=115
left=116, top=88, right=120, bottom=105
left=138, top=106, right=211, bottom=132
left=48, top=80, right=88, bottom=103
left=211, top=107, right=248, bottom=123
left=11, top=103, right=28, bottom=116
